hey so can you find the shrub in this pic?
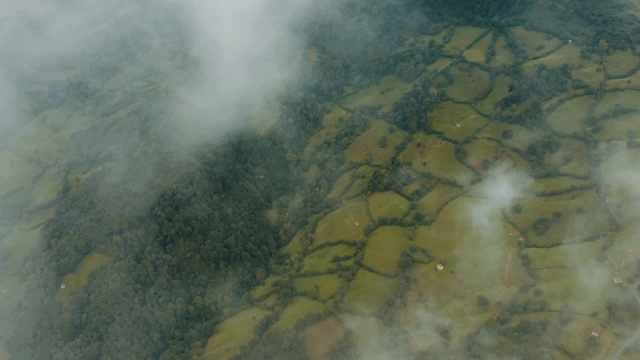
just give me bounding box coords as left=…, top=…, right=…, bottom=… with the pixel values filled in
left=532, top=217, right=550, bottom=236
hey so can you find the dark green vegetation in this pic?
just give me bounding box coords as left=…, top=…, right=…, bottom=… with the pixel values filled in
left=421, top=0, right=534, bottom=28
left=14, top=133, right=305, bottom=359
left=6, top=0, right=640, bottom=359
left=6, top=4, right=318, bottom=360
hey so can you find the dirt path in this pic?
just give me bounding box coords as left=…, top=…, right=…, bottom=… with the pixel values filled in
left=492, top=246, right=517, bottom=320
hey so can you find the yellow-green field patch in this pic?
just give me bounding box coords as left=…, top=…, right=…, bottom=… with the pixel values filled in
left=529, top=176, right=591, bottom=194
left=603, top=50, right=639, bottom=78
left=510, top=27, right=563, bottom=59
left=443, top=26, right=487, bottom=56
left=341, top=268, right=400, bottom=315
left=304, top=164, right=322, bottom=184
left=461, top=138, right=501, bottom=170
left=344, top=165, right=380, bottom=199
left=302, top=244, right=356, bottom=274
left=611, top=224, right=640, bottom=257
left=15, top=107, right=95, bottom=163
left=599, top=148, right=640, bottom=228
left=570, top=62, right=606, bottom=91
left=202, top=307, right=271, bottom=360
left=411, top=260, right=504, bottom=313
left=2, top=225, right=45, bottom=279
left=60, top=252, right=110, bottom=292
left=593, top=90, right=640, bottom=118
left=528, top=275, right=612, bottom=315
left=506, top=190, right=609, bottom=247
left=617, top=198, right=640, bottom=230
left=344, top=120, right=408, bottom=166
left=454, top=220, right=519, bottom=291
left=522, top=44, right=580, bottom=70
left=506, top=133, right=553, bottom=158
left=294, top=274, right=342, bottom=301
left=556, top=315, right=609, bottom=357
left=362, top=226, right=411, bottom=275
left=260, top=294, right=278, bottom=309
left=475, top=120, right=523, bottom=144
left=251, top=274, right=283, bottom=300
left=303, top=107, right=351, bottom=161
left=15, top=107, right=71, bottom=145
left=282, top=230, right=308, bottom=258
left=413, top=195, right=527, bottom=292
left=521, top=44, right=604, bottom=91
left=0, top=256, right=32, bottom=314
left=413, top=197, right=474, bottom=259
left=27, top=168, right=62, bottom=211
left=338, top=314, right=387, bottom=341
left=606, top=66, right=640, bottom=91
left=463, top=31, right=493, bottom=64
left=547, top=138, right=590, bottom=178
left=599, top=147, right=640, bottom=203
left=368, top=191, right=410, bottom=221
left=443, top=66, right=492, bottom=103
left=546, top=96, right=592, bottom=135
left=430, top=102, right=488, bottom=141
left=398, top=133, right=477, bottom=186
left=490, top=35, right=516, bottom=68
left=416, top=183, right=460, bottom=221
left=322, top=106, right=352, bottom=130
left=0, top=150, right=40, bottom=199
left=594, top=112, right=640, bottom=141
left=272, top=297, right=325, bottom=330
left=475, top=74, right=514, bottom=114
left=328, top=169, right=356, bottom=200
left=522, top=239, right=605, bottom=269
left=344, top=75, right=415, bottom=113
left=428, top=57, right=454, bottom=74
left=314, top=201, right=371, bottom=245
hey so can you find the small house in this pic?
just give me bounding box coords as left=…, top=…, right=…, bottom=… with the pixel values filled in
left=591, top=325, right=603, bottom=338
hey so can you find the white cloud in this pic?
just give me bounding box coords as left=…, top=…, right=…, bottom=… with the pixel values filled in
left=167, top=0, right=318, bottom=142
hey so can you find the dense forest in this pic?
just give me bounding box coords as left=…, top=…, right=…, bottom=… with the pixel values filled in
left=5, top=0, right=640, bottom=359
